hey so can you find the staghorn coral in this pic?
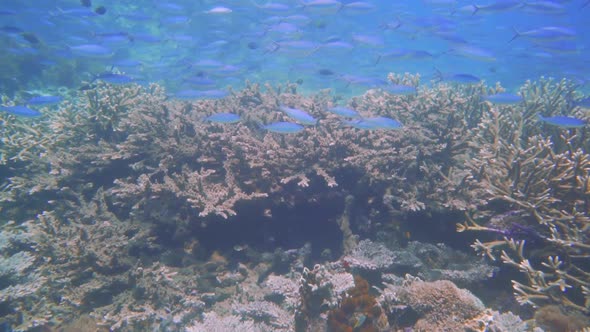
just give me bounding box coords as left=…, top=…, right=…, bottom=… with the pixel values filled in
left=346, top=73, right=487, bottom=213
left=458, top=77, right=590, bottom=314
left=3, top=75, right=589, bottom=330
left=0, top=188, right=207, bottom=331
left=3, top=74, right=492, bottom=228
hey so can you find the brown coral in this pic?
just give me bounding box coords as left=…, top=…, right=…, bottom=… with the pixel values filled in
left=327, top=275, right=388, bottom=332
left=396, top=279, right=485, bottom=332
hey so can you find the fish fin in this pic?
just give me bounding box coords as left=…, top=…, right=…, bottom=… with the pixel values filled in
left=304, top=46, right=321, bottom=57
left=508, top=27, right=521, bottom=43
left=254, top=120, right=266, bottom=130
left=263, top=41, right=280, bottom=55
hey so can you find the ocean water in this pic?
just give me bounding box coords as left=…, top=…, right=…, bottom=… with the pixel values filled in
left=1, top=1, right=590, bottom=331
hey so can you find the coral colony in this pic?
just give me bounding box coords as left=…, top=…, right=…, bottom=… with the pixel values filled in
left=1, top=73, right=590, bottom=331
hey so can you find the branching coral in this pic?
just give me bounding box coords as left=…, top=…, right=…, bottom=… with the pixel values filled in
left=0, top=189, right=206, bottom=331
left=2, top=75, right=589, bottom=329
left=458, top=77, right=590, bottom=314
left=347, top=73, right=487, bottom=213
left=2, top=75, right=495, bottom=225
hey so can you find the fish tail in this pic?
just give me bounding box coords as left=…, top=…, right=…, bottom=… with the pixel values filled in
left=255, top=120, right=266, bottom=130
left=433, top=67, right=443, bottom=83
left=508, top=27, right=521, bottom=43
left=49, top=6, right=65, bottom=16
left=264, top=41, right=280, bottom=54
left=537, top=114, right=545, bottom=121
left=305, top=46, right=321, bottom=57
left=471, top=5, right=479, bottom=15
left=374, top=54, right=382, bottom=65
left=296, top=0, right=307, bottom=11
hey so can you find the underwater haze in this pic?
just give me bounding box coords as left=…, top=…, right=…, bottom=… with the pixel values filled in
left=1, top=0, right=590, bottom=332
left=0, top=0, right=589, bottom=95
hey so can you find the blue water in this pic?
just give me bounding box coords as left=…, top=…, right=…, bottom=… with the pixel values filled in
left=0, top=0, right=588, bottom=97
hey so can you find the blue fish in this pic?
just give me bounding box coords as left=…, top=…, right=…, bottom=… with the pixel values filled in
left=69, top=44, right=113, bottom=57
left=469, top=0, right=523, bottom=14
left=280, top=106, right=317, bottom=125
left=364, top=116, right=403, bottom=130
left=538, top=114, right=585, bottom=128
left=194, top=90, right=229, bottom=99
left=327, top=106, right=360, bottom=118
left=343, top=116, right=402, bottom=130
left=510, top=26, right=576, bottom=43
left=112, top=59, right=143, bottom=68
left=447, top=45, right=496, bottom=62
left=342, top=119, right=379, bottom=130
left=26, top=95, right=63, bottom=105
left=482, top=93, right=523, bottom=104
left=445, top=74, right=481, bottom=84
left=437, top=72, right=482, bottom=84
left=376, top=49, right=434, bottom=64
left=1, top=105, right=42, bottom=117
left=263, top=121, right=304, bottom=133
left=205, top=113, right=240, bottom=123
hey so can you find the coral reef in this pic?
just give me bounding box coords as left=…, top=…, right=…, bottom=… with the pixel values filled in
left=186, top=311, right=262, bottom=332
left=1, top=74, right=487, bottom=226
left=1, top=74, right=589, bottom=330
left=392, top=278, right=486, bottom=331
left=343, top=239, right=497, bottom=288
left=377, top=275, right=540, bottom=332
left=327, top=275, right=389, bottom=332
left=458, top=78, right=590, bottom=314
left=0, top=189, right=205, bottom=331
left=295, top=264, right=355, bottom=331
left=534, top=305, right=590, bottom=332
